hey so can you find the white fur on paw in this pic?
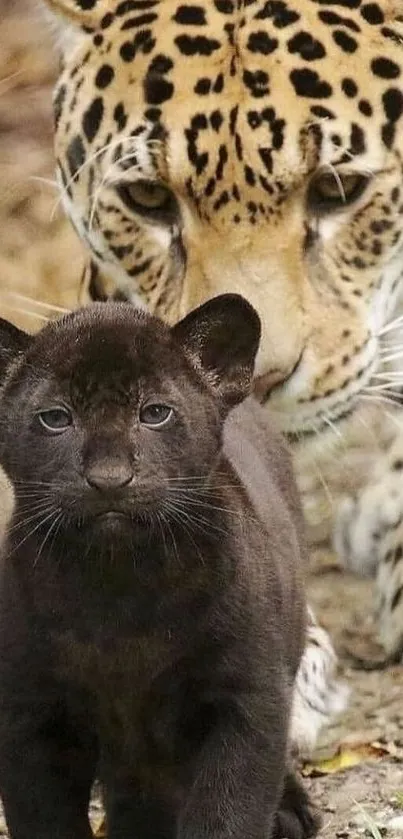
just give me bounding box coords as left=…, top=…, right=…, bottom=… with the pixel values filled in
left=332, top=436, right=403, bottom=658
left=376, top=524, right=403, bottom=657
left=334, top=470, right=403, bottom=579
left=290, top=609, right=349, bottom=757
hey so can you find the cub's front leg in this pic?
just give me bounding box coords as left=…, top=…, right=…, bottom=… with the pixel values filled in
left=104, top=778, right=177, bottom=839
left=178, top=697, right=319, bottom=839
left=0, top=691, right=98, bottom=839
left=179, top=703, right=281, bottom=839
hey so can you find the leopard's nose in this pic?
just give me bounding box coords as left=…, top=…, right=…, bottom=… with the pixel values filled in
left=85, top=459, right=133, bottom=492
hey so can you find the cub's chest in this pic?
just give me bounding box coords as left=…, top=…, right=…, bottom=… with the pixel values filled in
left=54, top=629, right=183, bottom=750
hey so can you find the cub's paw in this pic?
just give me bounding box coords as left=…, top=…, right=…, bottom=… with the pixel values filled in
left=290, top=608, right=349, bottom=757
left=272, top=772, right=321, bottom=839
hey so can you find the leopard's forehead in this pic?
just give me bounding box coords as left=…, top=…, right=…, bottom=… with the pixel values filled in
left=56, top=0, right=403, bottom=204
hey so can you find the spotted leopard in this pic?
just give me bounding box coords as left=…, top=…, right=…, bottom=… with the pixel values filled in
left=40, top=0, right=403, bottom=749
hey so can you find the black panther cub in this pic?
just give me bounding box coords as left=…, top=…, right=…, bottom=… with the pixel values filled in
left=0, top=294, right=319, bottom=839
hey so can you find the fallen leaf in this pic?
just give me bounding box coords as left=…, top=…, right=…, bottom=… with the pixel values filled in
left=302, top=742, right=390, bottom=777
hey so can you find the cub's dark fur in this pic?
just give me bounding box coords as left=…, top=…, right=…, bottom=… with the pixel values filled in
left=0, top=295, right=319, bottom=839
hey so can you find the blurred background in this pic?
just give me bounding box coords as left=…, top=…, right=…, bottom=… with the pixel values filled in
left=0, top=0, right=85, bottom=332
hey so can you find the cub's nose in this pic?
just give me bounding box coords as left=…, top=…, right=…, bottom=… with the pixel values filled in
left=85, top=460, right=133, bottom=492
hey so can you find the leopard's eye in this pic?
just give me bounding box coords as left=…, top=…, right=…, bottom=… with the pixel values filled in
left=127, top=181, right=171, bottom=210
left=307, top=170, right=370, bottom=215
left=117, top=180, right=177, bottom=221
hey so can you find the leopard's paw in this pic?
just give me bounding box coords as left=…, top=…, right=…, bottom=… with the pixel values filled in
left=290, top=608, right=349, bottom=757
left=334, top=454, right=403, bottom=579
left=375, top=523, right=403, bottom=658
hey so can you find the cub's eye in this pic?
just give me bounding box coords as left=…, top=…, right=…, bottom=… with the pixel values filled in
left=37, top=407, right=73, bottom=434
left=117, top=180, right=177, bottom=220
left=139, top=403, right=173, bottom=428
left=307, top=170, right=370, bottom=215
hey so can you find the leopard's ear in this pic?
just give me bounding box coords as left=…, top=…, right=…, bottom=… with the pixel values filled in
left=43, top=0, right=111, bottom=27
left=42, top=0, right=111, bottom=51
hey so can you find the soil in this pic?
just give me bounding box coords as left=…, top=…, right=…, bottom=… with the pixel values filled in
left=304, top=550, right=403, bottom=839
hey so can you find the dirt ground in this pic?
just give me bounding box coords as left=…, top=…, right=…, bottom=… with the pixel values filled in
left=1, top=1, right=403, bottom=837
left=304, top=550, right=403, bottom=839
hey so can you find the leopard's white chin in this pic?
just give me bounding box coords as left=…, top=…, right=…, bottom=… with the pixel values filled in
left=258, top=334, right=380, bottom=439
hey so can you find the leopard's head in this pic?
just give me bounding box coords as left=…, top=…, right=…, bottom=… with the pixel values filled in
left=42, top=0, right=403, bottom=438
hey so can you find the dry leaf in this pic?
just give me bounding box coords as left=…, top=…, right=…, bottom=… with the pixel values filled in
left=302, top=741, right=391, bottom=777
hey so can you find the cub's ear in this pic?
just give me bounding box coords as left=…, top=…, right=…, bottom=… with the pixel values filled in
left=0, top=320, right=31, bottom=383
left=172, top=294, right=261, bottom=410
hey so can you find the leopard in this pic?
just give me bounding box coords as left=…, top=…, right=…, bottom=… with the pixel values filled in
left=37, top=0, right=403, bottom=752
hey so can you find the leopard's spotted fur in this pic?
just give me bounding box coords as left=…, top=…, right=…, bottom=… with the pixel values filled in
left=40, top=0, right=403, bottom=751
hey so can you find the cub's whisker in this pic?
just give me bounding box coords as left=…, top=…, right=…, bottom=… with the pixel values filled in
left=8, top=507, right=61, bottom=558
left=34, top=509, right=63, bottom=567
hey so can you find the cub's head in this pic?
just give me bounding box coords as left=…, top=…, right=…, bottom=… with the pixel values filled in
left=42, top=0, right=403, bottom=438
left=0, top=295, right=259, bottom=550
